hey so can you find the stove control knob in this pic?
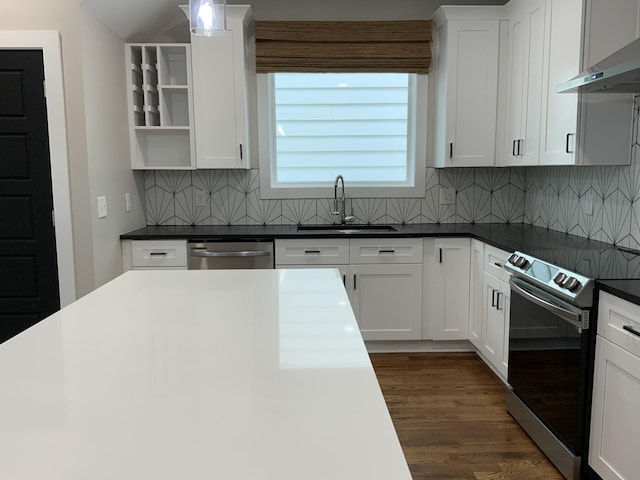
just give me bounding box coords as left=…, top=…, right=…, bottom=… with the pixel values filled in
left=514, top=257, right=530, bottom=269
left=508, top=253, right=519, bottom=265
left=563, top=277, right=581, bottom=291
left=554, top=272, right=567, bottom=286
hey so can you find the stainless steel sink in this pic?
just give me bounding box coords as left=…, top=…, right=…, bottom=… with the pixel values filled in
left=297, top=225, right=397, bottom=234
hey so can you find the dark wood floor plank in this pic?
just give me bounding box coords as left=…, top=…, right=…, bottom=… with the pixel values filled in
left=370, top=352, right=563, bottom=480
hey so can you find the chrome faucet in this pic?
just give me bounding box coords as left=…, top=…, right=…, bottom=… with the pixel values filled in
left=333, top=175, right=354, bottom=224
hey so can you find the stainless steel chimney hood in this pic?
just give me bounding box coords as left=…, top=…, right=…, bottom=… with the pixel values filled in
left=557, top=37, right=640, bottom=93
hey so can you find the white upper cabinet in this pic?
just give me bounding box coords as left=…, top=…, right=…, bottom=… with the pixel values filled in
left=501, top=0, right=546, bottom=166
left=497, top=0, right=640, bottom=167
left=538, top=0, right=582, bottom=165
left=126, top=44, right=195, bottom=169
left=431, top=7, right=504, bottom=168
left=190, top=5, right=257, bottom=169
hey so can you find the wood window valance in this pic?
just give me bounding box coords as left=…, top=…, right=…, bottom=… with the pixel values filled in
left=255, top=20, right=432, bottom=74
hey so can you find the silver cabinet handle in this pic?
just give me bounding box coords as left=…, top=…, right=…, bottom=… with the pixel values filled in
left=378, top=249, right=395, bottom=254
left=149, top=251, right=168, bottom=256
left=189, top=249, right=271, bottom=258
left=304, top=250, right=321, bottom=254
left=491, top=289, right=497, bottom=308
left=496, top=292, right=503, bottom=311
left=449, top=142, right=453, bottom=159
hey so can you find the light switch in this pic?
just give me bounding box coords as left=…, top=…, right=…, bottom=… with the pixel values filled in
left=439, top=187, right=456, bottom=205
left=97, top=196, right=108, bottom=218
left=125, top=193, right=131, bottom=213
left=195, top=190, right=208, bottom=207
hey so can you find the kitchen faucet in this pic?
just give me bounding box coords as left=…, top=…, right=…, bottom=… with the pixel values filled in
left=333, top=175, right=354, bottom=224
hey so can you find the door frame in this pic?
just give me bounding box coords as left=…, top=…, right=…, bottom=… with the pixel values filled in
left=0, top=31, right=76, bottom=307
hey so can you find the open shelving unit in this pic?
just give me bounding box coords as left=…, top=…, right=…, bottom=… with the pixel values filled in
left=126, top=44, right=195, bottom=169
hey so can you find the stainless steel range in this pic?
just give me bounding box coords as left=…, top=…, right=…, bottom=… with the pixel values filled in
left=505, top=251, right=596, bottom=480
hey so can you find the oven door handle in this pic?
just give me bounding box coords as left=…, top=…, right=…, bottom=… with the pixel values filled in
left=509, top=278, right=586, bottom=329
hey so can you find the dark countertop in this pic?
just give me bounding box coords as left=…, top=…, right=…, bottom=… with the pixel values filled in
left=121, top=223, right=640, bottom=305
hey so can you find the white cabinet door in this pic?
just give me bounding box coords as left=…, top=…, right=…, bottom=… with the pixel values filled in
left=589, top=336, right=640, bottom=480
left=539, top=0, right=582, bottom=165
left=433, top=13, right=500, bottom=167
left=469, top=239, right=485, bottom=349
left=503, top=0, right=546, bottom=166
left=351, top=264, right=423, bottom=341
left=190, top=6, right=256, bottom=169
left=481, top=272, right=510, bottom=379
left=422, top=238, right=471, bottom=340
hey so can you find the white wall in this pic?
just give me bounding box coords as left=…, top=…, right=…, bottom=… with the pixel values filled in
left=81, top=11, right=146, bottom=288
left=0, top=0, right=96, bottom=297
left=1, top=0, right=147, bottom=297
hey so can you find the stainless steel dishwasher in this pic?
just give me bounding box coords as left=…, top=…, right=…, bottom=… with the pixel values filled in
left=187, top=241, right=274, bottom=269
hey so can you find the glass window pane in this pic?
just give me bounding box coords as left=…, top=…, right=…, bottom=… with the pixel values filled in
left=271, top=73, right=414, bottom=187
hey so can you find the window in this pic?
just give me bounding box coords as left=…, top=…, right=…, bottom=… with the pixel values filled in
left=258, top=73, right=427, bottom=198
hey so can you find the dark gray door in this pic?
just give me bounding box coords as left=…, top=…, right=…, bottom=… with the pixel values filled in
left=0, top=49, right=60, bottom=343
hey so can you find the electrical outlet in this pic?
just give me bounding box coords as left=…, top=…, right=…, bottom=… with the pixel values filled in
left=195, top=190, right=208, bottom=207
left=125, top=193, right=131, bottom=213
left=582, top=191, right=594, bottom=216
left=97, top=196, right=108, bottom=218
left=439, top=187, right=456, bottom=205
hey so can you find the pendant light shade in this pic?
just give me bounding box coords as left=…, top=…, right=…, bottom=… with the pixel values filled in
left=188, top=0, right=227, bottom=37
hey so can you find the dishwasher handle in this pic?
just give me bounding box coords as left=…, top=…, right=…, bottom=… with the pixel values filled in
left=189, top=248, right=272, bottom=258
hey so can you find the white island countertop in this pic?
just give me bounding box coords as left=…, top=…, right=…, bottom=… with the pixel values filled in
left=0, top=269, right=411, bottom=480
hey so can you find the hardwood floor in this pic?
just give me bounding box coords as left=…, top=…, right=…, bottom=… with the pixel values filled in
left=369, top=352, right=563, bottom=480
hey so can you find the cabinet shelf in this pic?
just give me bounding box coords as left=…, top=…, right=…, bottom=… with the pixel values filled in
left=126, top=43, right=195, bottom=169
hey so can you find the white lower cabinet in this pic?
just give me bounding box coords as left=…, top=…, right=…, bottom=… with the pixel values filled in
left=589, top=292, right=640, bottom=480
left=122, top=239, right=188, bottom=271
left=275, top=238, right=423, bottom=341
left=350, top=264, right=423, bottom=341
left=422, top=238, right=471, bottom=340
left=469, top=239, right=485, bottom=348
left=470, top=243, right=512, bottom=381
left=481, top=271, right=510, bottom=379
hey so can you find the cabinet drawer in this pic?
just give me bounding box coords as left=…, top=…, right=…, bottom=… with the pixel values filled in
left=275, top=239, right=349, bottom=265
left=598, top=292, right=640, bottom=357
left=350, top=238, right=423, bottom=264
left=484, top=244, right=511, bottom=283
left=131, top=240, right=188, bottom=268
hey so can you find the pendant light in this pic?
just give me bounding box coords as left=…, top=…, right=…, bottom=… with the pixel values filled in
left=188, top=0, right=227, bottom=37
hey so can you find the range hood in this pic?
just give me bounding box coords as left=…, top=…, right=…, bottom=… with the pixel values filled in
left=557, top=37, right=640, bottom=93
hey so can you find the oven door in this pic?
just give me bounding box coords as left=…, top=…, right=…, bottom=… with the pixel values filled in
left=508, top=277, right=590, bottom=454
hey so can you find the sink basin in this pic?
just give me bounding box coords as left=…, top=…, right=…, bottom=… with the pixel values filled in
left=297, top=225, right=397, bottom=234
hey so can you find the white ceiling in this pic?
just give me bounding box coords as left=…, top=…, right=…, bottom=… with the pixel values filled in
left=81, top=0, right=509, bottom=42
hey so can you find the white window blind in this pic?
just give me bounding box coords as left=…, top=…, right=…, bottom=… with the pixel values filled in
left=271, top=72, right=416, bottom=188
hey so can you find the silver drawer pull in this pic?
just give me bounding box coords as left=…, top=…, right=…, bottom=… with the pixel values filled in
left=304, top=250, right=321, bottom=254
left=190, top=250, right=271, bottom=258
left=149, top=251, right=168, bottom=256
left=378, top=249, right=395, bottom=254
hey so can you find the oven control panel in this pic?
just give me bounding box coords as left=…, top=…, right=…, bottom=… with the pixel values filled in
left=505, top=251, right=593, bottom=307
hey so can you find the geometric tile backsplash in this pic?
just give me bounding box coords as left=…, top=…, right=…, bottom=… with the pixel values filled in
left=144, top=167, right=527, bottom=227
left=144, top=105, right=640, bottom=251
